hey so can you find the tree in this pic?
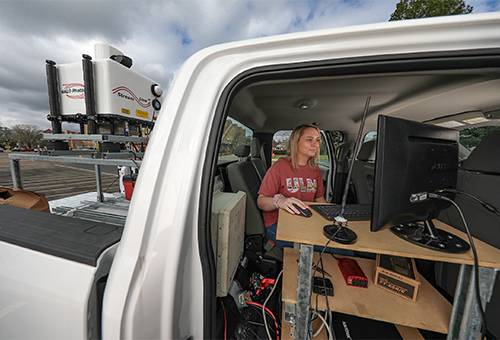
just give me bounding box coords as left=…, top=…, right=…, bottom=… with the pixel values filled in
left=460, top=126, right=500, bottom=150
left=10, top=124, right=43, bottom=149
left=0, top=126, right=11, bottom=148
left=389, top=0, right=473, bottom=21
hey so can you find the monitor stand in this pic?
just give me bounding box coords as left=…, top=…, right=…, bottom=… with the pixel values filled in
left=323, top=217, right=357, bottom=244
left=322, top=97, right=371, bottom=246
left=390, top=220, right=470, bottom=253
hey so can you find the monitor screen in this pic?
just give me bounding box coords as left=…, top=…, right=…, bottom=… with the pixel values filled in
left=370, top=115, right=469, bottom=253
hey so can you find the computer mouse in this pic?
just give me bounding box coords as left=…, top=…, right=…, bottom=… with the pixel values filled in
left=293, top=203, right=312, bottom=218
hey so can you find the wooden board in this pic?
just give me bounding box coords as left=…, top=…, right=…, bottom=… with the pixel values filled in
left=396, top=325, right=425, bottom=340
left=282, top=248, right=452, bottom=334
left=277, top=206, right=500, bottom=268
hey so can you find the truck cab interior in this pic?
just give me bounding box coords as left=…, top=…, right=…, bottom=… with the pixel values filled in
left=208, top=49, right=500, bottom=339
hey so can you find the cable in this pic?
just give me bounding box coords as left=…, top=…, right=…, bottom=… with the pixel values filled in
left=318, top=256, right=334, bottom=339
left=307, top=233, right=338, bottom=340
left=429, top=193, right=487, bottom=340
left=248, top=303, right=279, bottom=336
left=247, top=302, right=279, bottom=340
left=312, top=312, right=325, bottom=338
left=262, top=270, right=283, bottom=340
left=103, top=175, right=119, bottom=193
left=311, top=310, right=333, bottom=340
left=442, top=188, right=500, bottom=218
left=222, top=301, right=228, bottom=340
left=220, top=299, right=227, bottom=340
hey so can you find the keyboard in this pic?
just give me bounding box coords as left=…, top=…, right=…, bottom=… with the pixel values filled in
left=310, top=204, right=372, bottom=221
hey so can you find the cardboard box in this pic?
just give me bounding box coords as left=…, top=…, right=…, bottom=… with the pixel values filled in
left=374, top=254, right=420, bottom=302
left=0, top=187, right=50, bottom=213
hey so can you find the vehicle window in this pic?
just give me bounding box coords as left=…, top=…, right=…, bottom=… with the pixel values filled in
left=319, top=133, right=329, bottom=166
left=218, top=117, right=253, bottom=164
left=272, top=130, right=290, bottom=164
left=358, top=126, right=500, bottom=161
left=364, top=131, right=377, bottom=143
left=330, top=130, right=344, bottom=148
left=459, top=126, right=500, bottom=151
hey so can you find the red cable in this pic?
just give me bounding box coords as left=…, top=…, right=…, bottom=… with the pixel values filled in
left=246, top=301, right=279, bottom=340
left=220, top=300, right=227, bottom=340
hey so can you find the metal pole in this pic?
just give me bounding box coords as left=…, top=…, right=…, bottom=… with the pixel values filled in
left=447, top=264, right=498, bottom=340
left=82, top=54, right=98, bottom=134
left=9, top=158, right=23, bottom=189
left=295, top=244, right=314, bottom=340
left=95, top=164, right=104, bottom=202
left=45, top=60, right=63, bottom=134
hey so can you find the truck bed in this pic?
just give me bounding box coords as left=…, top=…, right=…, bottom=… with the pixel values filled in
left=0, top=204, right=123, bottom=266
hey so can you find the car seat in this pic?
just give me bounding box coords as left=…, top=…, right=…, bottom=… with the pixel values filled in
left=437, top=130, right=500, bottom=339
left=227, top=145, right=283, bottom=262
left=250, top=138, right=267, bottom=181
left=351, top=140, right=376, bottom=204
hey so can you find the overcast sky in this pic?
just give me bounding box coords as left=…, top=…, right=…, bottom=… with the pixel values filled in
left=0, top=0, right=499, bottom=130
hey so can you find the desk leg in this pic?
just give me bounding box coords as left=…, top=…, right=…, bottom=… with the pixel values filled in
left=9, top=158, right=23, bottom=189
left=295, top=244, right=314, bottom=340
left=447, top=264, right=498, bottom=340
left=95, top=164, right=104, bottom=202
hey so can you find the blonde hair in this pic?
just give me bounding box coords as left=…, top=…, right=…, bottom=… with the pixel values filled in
left=287, top=124, right=320, bottom=172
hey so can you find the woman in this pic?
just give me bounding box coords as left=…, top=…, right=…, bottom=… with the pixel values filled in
left=257, top=124, right=327, bottom=247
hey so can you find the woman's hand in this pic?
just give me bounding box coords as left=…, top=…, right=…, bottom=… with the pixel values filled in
left=276, top=196, right=308, bottom=215
left=257, top=194, right=309, bottom=215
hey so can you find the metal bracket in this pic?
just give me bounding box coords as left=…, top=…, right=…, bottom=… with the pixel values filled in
left=447, top=264, right=499, bottom=340
left=9, top=158, right=23, bottom=189
left=284, top=302, right=296, bottom=338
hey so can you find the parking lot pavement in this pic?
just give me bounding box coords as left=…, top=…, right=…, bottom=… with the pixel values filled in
left=0, top=153, right=120, bottom=201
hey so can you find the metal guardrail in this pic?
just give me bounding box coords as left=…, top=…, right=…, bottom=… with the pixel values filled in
left=43, top=133, right=150, bottom=143
left=8, top=153, right=141, bottom=202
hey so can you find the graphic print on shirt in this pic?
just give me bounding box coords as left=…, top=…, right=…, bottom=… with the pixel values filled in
left=286, top=177, right=317, bottom=194
left=306, top=178, right=317, bottom=192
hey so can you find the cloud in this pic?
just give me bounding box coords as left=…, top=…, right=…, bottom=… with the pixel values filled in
left=0, top=0, right=138, bottom=42
left=0, top=0, right=497, bottom=129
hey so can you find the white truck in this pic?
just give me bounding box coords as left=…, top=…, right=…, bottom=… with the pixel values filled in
left=1, top=12, right=500, bottom=340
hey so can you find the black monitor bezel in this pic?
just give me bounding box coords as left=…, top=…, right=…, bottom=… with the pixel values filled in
left=370, top=115, right=459, bottom=232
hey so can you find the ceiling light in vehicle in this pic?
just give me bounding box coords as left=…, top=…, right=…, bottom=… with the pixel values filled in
left=296, top=99, right=316, bottom=109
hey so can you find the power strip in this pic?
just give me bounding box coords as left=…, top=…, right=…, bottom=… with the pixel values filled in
left=338, top=257, right=368, bottom=288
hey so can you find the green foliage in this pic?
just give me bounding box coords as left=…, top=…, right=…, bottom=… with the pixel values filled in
left=10, top=124, right=43, bottom=148
left=330, top=130, right=344, bottom=148
left=460, top=126, right=500, bottom=150
left=389, top=0, right=473, bottom=21
left=273, top=149, right=288, bottom=155
left=0, top=126, right=14, bottom=149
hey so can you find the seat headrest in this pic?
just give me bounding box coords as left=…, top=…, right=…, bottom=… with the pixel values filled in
left=357, top=140, right=376, bottom=162
left=234, top=145, right=250, bottom=158
left=462, top=130, right=500, bottom=175
left=251, top=138, right=260, bottom=158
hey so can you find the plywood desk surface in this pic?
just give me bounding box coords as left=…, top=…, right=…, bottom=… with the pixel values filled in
left=282, top=248, right=452, bottom=333
left=277, top=206, right=500, bottom=268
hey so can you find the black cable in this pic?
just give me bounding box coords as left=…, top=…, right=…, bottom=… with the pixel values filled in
left=248, top=304, right=280, bottom=330
left=318, top=256, right=335, bottom=339
left=429, top=193, right=487, bottom=340
left=331, top=253, right=340, bottom=261
left=443, top=188, right=500, bottom=218
left=128, top=151, right=141, bottom=169
left=248, top=326, right=263, bottom=340
left=247, top=304, right=280, bottom=339
left=308, top=232, right=339, bottom=340
left=104, top=175, right=119, bottom=193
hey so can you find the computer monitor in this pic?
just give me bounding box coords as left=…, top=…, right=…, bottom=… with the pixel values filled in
left=370, top=115, right=470, bottom=253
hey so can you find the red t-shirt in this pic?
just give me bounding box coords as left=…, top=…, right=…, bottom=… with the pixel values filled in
left=258, top=157, right=325, bottom=226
